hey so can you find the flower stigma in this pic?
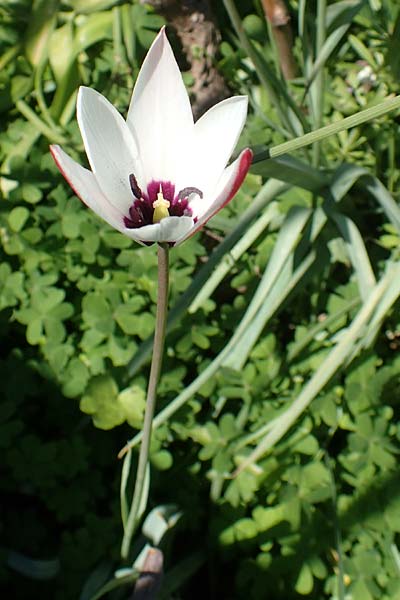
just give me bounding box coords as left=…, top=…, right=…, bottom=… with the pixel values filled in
left=152, top=188, right=171, bottom=223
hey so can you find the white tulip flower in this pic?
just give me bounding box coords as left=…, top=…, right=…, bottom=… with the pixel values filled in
left=51, top=28, right=252, bottom=246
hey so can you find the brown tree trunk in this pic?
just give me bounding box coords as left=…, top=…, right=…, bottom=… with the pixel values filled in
left=142, top=0, right=230, bottom=119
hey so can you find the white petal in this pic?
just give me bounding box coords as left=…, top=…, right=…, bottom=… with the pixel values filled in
left=123, top=216, right=194, bottom=243
left=77, top=86, right=143, bottom=214
left=187, top=96, right=248, bottom=194
left=50, top=145, right=127, bottom=233
left=126, top=28, right=194, bottom=186
left=175, top=148, right=253, bottom=246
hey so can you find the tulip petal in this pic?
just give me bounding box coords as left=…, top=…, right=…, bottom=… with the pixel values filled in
left=50, top=144, right=128, bottom=233
left=124, top=216, right=194, bottom=244
left=186, top=96, right=248, bottom=194
left=175, top=148, right=253, bottom=246
left=126, top=28, right=194, bottom=186
left=77, top=86, right=143, bottom=214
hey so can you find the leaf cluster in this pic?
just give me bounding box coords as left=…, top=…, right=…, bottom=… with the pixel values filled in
left=1, top=0, right=400, bottom=599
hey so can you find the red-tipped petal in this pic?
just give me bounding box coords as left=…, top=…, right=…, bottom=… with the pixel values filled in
left=50, top=144, right=126, bottom=232
left=175, top=147, right=253, bottom=246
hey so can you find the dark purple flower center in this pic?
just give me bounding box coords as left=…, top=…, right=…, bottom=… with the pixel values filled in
left=124, top=175, right=202, bottom=229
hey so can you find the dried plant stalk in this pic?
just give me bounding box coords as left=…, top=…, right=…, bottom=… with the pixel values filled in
left=261, top=0, right=298, bottom=79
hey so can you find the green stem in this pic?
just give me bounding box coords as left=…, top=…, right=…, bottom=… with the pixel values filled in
left=34, top=61, right=62, bottom=131
left=312, top=0, right=327, bottom=166
left=252, top=94, right=400, bottom=162
left=0, top=44, right=20, bottom=71
left=16, top=99, right=67, bottom=144
left=325, top=455, right=345, bottom=600
left=120, top=243, right=169, bottom=560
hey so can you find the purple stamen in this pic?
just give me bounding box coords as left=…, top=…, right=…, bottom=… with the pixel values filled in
left=129, top=173, right=142, bottom=199
left=177, top=187, right=203, bottom=201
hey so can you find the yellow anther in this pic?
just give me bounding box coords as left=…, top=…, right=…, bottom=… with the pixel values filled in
left=152, top=190, right=170, bottom=223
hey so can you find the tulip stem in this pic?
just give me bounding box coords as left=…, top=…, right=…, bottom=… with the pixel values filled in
left=121, top=243, right=169, bottom=560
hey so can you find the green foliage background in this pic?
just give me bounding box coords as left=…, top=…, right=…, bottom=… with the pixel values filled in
left=1, top=0, right=400, bottom=598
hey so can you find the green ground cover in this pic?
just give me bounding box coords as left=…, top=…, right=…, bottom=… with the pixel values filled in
left=1, top=0, right=400, bottom=598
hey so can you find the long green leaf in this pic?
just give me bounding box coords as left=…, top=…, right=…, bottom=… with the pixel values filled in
left=306, top=24, right=349, bottom=94
left=362, top=176, right=400, bottom=233
left=224, top=250, right=317, bottom=371
left=233, top=264, right=399, bottom=475
left=329, top=163, right=367, bottom=201
left=6, top=549, right=59, bottom=579
left=354, top=261, right=400, bottom=353
left=251, top=154, right=329, bottom=191
left=120, top=448, right=132, bottom=530
left=189, top=201, right=282, bottom=313
left=120, top=206, right=315, bottom=454
left=329, top=211, right=376, bottom=301
left=222, top=0, right=303, bottom=136
left=25, top=0, right=59, bottom=66
left=287, top=297, right=359, bottom=362
left=223, top=208, right=328, bottom=370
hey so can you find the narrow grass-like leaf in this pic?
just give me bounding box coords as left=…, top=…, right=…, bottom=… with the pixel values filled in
left=6, top=550, right=60, bottom=580
left=309, top=0, right=327, bottom=165
left=233, top=266, right=397, bottom=475
left=251, top=154, right=329, bottom=192
left=387, top=11, right=400, bottom=80
left=16, top=100, right=67, bottom=143
left=329, top=211, right=376, bottom=301
left=24, top=0, right=59, bottom=66
left=0, top=44, right=20, bottom=71
left=84, top=571, right=137, bottom=600
left=305, top=24, right=350, bottom=95
left=124, top=464, right=150, bottom=542
left=232, top=206, right=311, bottom=328
left=354, top=261, right=400, bottom=353
left=362, top=176, right=400, bottom=232
left=326, top=0, right=365, bottom=29
left=80, top=562, right=113, bottom=600
left=49, top=21, right=75, bottom=83
left=390, top=544, right=400, bottom=577
left=329, top=163, right=367, bottom=202
left=189, top=202, right=282, bottom=313
left=306, top=0, right=365, bottom=96
left=224, top=250, right=317, bottom=371
left=224, top=207, right=328, bottom=370
left=298, top=0, right=306, bottom=37
left=122, top=208, right=315, bottom=453
left=120, top=448, right=132, bottom=531
left=287, top=297, right=359, bottom=362
left=160, top=552, right=206, bottom=598
left=222, top=0, right=304, bottom=136
left=348, top=33, right=378, bottom=68
left=121, top=4, right=137, bottom=68
left=325, top=164, right=400, bottom=240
